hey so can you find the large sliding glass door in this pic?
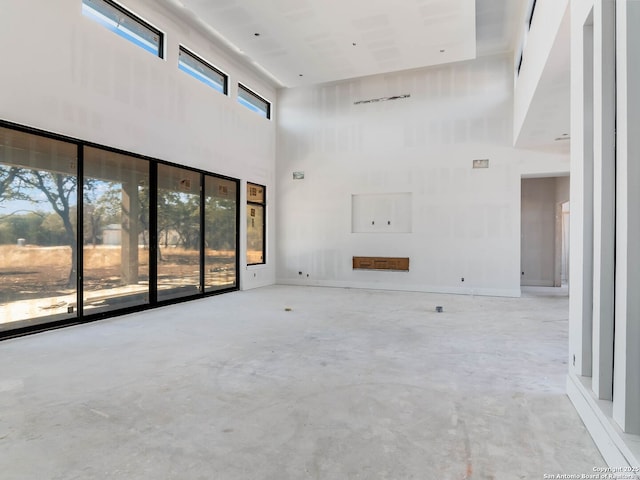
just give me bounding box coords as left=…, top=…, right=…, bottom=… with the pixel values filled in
left=205, top=176, right=237, bottom=291
left=0, top=126, right=78, bottom=331
left=83, top=147, right=150, bottom=314
left=157, top=164, right=202, bottom=302
left=0, top=122, right=240, bottom=338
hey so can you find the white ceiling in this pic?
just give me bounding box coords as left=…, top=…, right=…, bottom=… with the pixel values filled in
left=157, top=0, right=526, bottom=88
left=153, top=0, right=571, bottom=155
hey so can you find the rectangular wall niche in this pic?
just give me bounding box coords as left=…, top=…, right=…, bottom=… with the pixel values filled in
left=351, top=192, right=412, bottom=233
left=353, top=257, right=410, bottom=271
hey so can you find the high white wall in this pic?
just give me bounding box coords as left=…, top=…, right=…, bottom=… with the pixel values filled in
left=276, top=54, right=569, bottom=297
left=0, top=0, right=277, bottom=289
left=513, top=0, right=570, bottom=144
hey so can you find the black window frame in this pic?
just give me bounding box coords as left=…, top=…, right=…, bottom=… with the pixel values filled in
left=516, top=52, right=524, bottom=76
left=238, top=84, right=271, bottom=119
left=82, top=0, right=164, bottom=58
left=246, top=182, right=266, bottom=266
left=178, top=45, right=229, bottom=95
left=527, top=0, right=538, bottom=30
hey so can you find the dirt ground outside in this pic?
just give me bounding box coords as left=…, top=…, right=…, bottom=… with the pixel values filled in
left=0, top=244, right=236, bottom=326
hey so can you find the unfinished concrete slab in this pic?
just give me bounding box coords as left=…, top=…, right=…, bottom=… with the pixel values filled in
left=0, top=286, right=602, bottom=479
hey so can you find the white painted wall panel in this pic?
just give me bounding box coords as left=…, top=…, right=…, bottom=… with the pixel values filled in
left=276, top=54, right=569, bottom=296
left=352, top=193, right=412, bottom=233
left=513, top=0, right=570, bottom=144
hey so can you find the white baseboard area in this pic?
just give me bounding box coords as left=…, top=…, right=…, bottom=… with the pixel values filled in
left=276, top=278, right=521, bottom=298
left=567, top=373, right=640, bottom=474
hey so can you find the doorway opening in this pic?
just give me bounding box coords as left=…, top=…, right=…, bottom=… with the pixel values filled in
left=521, top=176, right=570, bottom=291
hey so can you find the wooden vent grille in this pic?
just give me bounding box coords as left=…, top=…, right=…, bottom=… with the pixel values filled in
left=352, top=256, right=409, bottom=271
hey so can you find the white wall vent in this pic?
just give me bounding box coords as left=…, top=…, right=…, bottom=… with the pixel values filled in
left=472, top=159, right=489, bottom=169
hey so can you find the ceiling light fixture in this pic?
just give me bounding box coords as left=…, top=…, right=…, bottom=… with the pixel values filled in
left=354, top=94, right=410, bottom=105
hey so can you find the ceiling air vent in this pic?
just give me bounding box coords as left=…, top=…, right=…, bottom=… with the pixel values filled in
left=354, top=94, right=410, bottom=105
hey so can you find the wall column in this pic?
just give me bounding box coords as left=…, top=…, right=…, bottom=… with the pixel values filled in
left=569, top=6, right=594, bottom=377
left=613, top=0, right=640, bottom=435
left=591, top=0, right=616, bottom=400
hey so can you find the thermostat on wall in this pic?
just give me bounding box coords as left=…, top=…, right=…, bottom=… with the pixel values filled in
left=293, top=171, right=305, bottom=180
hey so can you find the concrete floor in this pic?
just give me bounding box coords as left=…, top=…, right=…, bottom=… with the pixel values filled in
left=0, top=285, right=603, bottom=479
